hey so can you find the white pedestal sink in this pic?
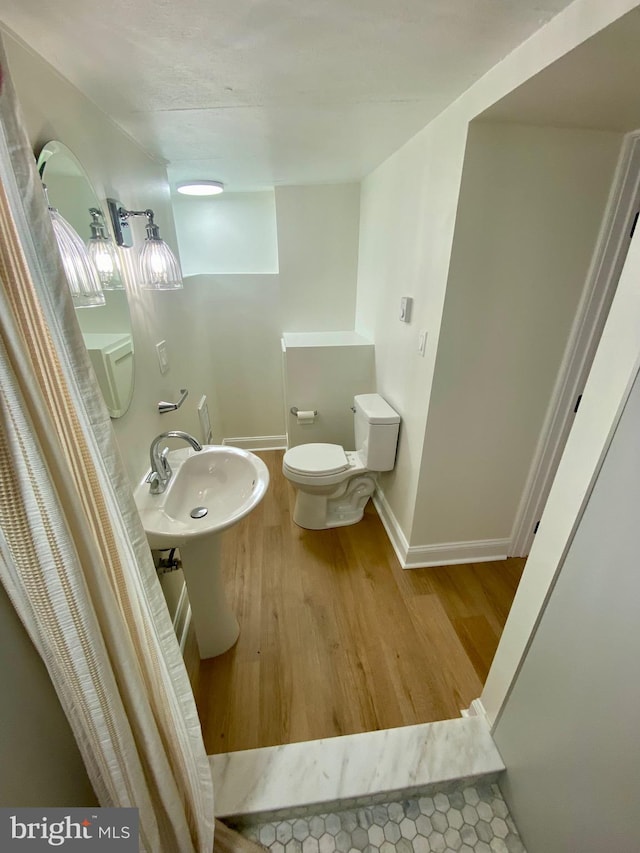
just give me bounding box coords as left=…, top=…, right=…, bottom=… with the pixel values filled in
left=134, top=445, right=269, bottom=658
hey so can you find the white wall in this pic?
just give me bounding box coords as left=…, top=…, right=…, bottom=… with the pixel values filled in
left=283, top=332, right=375, bottom=448
left=412, top=122, right=621, bottom=546
left=5, top=31, right=223, bottom=487
left=184, top=274, right=285, bottom=441
left=492, top=366, right=640, bottom=853
left=277, top=184, right=360, bottom=332
left=481, top=203, right=640, bottom=725
left=173, top=190, right=279, bottom=275
left=356, top=108, right=468, bottom=536
left=356, top=0, right=640, bottom=549
left=174, top=184, right=362, bottom=442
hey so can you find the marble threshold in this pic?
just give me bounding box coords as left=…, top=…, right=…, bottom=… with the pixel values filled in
left=210, top=716, right=504, bottom=822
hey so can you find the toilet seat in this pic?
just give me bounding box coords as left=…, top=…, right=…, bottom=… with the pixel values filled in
left=283, top=443, right=350, bottom=477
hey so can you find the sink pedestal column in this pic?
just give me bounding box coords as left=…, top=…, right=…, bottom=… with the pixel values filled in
left=179, top=535, right=239, bottom=659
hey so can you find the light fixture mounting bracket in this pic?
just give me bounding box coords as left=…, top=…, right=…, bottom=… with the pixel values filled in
left=107, top=198, right=133, bottom=248
left=108, top=199, right=163, bottom=247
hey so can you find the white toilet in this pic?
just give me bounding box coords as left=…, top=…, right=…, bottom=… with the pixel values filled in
left=282, top=393, right=401, bottom=530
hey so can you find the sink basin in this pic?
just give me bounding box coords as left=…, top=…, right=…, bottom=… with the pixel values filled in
left=134, top=444, right=269, bottom=549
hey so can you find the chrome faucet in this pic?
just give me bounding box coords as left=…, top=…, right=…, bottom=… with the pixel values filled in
left=148, top=430, right=202, bottom=494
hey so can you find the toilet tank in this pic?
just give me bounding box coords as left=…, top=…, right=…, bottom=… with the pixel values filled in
left=354, top=394, right=400, bottom=471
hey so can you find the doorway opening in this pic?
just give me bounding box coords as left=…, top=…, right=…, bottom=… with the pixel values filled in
left=510, top=131, right=640, bottom=556
left=187, top=132, right=640, bottom=756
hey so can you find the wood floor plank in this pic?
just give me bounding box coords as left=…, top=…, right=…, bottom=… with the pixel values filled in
left=215, top=820, right=267, bottom=853
left=196, top=450, right=525, bottom=754
left=451, top=614, right=500, bottom=682
left=403, top=592, right=484, bottom=715
left=471, top=560, right=526, bottom=624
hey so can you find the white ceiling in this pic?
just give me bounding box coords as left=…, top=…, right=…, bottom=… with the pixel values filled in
left=1, top=0, right=577, bottom=190
left=480, top=7, right=640, bottom=132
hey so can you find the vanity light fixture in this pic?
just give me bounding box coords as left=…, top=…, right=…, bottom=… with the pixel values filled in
left=107, top=199, right=183, bottom=291
left=176, top=180, right=224, bottom=196
left=44, top=186, right=105, bottom=308
left=86, top=208, right=124, bottom=290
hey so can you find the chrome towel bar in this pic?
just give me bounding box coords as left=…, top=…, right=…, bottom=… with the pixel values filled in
left=158, top=388, right=188, bottom=414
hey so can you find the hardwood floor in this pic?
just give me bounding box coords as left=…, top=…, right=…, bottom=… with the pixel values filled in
left=196, top=451, right=525, bottom=754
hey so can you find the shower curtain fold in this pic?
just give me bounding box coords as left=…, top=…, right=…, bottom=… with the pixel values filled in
left=0, top=39, right=214, bottom=853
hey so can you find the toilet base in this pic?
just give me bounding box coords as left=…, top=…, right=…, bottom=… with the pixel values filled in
left=292, top=473, right=378, bottom=530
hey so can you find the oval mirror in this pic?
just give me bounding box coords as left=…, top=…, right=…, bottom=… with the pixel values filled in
left=37, top=140, right=135, bottom=418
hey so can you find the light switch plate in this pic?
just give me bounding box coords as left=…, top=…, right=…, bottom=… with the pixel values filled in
left=156, top=340, right=169, bottom=374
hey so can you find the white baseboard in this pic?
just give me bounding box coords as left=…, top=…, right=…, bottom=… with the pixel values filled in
left=372, top=490, right=410, bottom=568
left=172, top=579, right=192, bottom=656
left=373, top=488, right=509, bottom=569
left=463, top=698, right=491, bottom=725
left=179, top=606, right=192, bottom=656
left=223, top=435, right=287, bottom=451
left=173, top=581, right=190, bottom=636
left=404, top=539, right=509, bottom=569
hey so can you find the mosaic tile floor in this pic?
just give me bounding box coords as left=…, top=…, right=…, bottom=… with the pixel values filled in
left=237, top=782, right=526, bottom=853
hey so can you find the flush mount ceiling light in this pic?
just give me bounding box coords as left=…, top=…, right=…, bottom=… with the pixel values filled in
left=176, top=180, right=224, bottom=196
left=86, top=207, right=124, bottom=290
left=107, top=199, right=183, bottom=290
left=44, top=186, right=105, bottom=308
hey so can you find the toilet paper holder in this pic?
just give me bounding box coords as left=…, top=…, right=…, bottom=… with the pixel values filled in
left=290, top=407, right=318, bottom=416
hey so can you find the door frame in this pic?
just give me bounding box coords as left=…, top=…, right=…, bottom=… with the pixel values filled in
left=509, top=130, right=640, bottom=557
left=481, top=170, right=640, bottom=726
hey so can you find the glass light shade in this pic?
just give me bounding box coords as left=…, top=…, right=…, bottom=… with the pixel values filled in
left=86, top=234, right=124, bottom=290
left=49, top=208, right=105, bottom=308
left=138, top=237, right=183, bottom=290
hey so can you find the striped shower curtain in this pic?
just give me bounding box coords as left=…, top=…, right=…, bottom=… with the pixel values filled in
left=0, top=41, right=214, bottom=853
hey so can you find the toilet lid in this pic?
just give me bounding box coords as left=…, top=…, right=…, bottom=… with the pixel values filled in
left=284, top=443, right=350, bottom=476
